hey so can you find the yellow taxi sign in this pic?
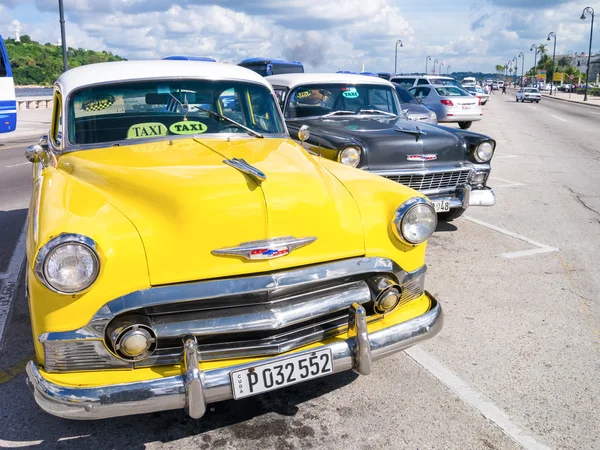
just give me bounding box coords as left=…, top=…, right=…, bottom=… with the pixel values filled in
left=127, top=123, right=168, bottom=139
left=169, top=121, right=208, bottom=135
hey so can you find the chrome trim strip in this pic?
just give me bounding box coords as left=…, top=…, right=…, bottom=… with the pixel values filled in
left=371, top=165, right=475, bottom=177
left=151, top=281, right=371, bottom=338
left=222, top=158, right=266, bottom=185
left=212, top=236, right=316, bottom=260
left=26, top=294, right=442, bottom=420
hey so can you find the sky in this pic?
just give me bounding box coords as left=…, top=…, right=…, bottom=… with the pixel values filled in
left=0, top=0, right=598, bottom=74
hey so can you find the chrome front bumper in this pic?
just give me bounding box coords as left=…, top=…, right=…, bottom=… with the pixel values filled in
left=428, top=185, right=496, bottom=209
left=26, top=294, right=443, bottom=420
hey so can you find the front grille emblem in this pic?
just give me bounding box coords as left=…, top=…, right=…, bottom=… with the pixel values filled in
left=406, top=154, right=437, bottom=161
left=212, top=236, right=317, bottom=260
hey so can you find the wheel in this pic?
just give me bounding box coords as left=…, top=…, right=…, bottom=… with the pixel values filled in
left=458, top=121, right=472, bottom=130
left=516, top=97, right=519, bottom=102
left=438, top=207, right=466, bottom=222
left=536, top=100, right=540, bottom=103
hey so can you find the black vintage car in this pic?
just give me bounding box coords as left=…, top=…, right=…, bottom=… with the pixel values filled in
left=266, top=73, right=496, bottom=220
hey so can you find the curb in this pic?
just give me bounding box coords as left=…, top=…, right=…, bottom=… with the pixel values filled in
left=541, top=94, right=600, bottom=108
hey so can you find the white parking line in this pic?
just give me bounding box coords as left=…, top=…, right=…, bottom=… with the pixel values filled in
left=406, top=347, right=552, bottom=450
left=0, top=225, right=27, bottom=351
left=494, top=154, right=518, bottom=159
left=489, top=176, right=525, bottom=187
left=462, top=216, right=559, bottom=259
left=550, top=114, right=568, bottom=122
left=4, top=162, right=29, bottom=168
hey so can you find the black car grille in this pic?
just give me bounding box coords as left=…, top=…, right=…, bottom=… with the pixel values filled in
left=383, top=170, right=470, bottom=192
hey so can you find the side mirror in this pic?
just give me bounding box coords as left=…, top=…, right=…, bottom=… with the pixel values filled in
left=298, top=125, right=310, bottom=142
left=25, top=144, right=44, bottom=163
left=38, top=134, right=49, bottom=150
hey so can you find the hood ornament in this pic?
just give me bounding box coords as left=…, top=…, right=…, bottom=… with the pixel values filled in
left=212, top=236, right=317, bottom=260
left=406, top=154, right=437, bottom=161
left=223, top=158, right=266, bottom=185
left=395, top=124, right=427, bottom=141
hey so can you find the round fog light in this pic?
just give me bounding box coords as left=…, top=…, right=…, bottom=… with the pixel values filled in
left=374, top=287, right=401, bottom=314
left=116, top=326, right=156, bottom=359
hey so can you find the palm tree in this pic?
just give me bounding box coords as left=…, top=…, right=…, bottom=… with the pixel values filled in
left=538, top=44, right=548, bottom=56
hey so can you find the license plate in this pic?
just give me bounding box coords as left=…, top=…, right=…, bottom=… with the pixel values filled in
left=462, top=105, right=471, bottom=109
left=230, top=348, right=333, bottom=399
left=432, top=200, right=450, bottom=212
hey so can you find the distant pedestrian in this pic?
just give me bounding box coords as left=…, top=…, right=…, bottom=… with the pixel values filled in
left=502, top=84, right=507, bottom=94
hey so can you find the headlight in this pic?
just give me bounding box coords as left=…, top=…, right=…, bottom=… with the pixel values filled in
left=429, top=110, right=437, bottom=121
left=338, top=146, right=361, bottom=167
left=35, top=234, right=100, bottom=294
left=393, top=198, right=437, bottom=245
left=474, top=141, right=494, bottom=163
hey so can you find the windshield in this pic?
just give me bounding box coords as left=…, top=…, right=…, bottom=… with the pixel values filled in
left=68, top=80, right=284, bottom=145
left=435, top=86, right=470, bottom=97
left=285, top=84, right=399, bottom=119
left=393, top=85, right=419, bottom=104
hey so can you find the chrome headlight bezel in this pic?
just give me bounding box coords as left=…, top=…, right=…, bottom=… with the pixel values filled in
left=34, top=234, right=100, bottom=295
left=392, top=197, right=437, bottom=245
left=338, top=146, right=362, bottom=168
left=474, top=141, right=495, bottom=163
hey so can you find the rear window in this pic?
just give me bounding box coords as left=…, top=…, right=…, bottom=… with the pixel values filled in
left=391, top=78, right=415, bottom=89
left=435, top=87, right=469, bottom=97
left=525, top=88, right=539, bottom=93
left=68, top=79, right=284, bottom=145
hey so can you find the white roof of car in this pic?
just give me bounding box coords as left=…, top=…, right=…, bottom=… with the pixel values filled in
left=266, top=73, right=393, bottom=89
left=56, top=60, right=270, bottom=97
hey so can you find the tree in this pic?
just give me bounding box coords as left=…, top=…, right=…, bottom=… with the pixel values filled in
left=538, top=44, right=548, bottom=56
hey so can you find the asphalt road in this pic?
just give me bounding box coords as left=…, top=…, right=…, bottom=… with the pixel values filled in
left=0, top=95, right=598, bottom=449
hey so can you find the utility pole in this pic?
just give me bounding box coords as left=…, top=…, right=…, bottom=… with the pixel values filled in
left=58, top=0, right=68, bottom=72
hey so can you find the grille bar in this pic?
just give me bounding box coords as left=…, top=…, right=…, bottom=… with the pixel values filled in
left=383, top=170, right=470, bottom=192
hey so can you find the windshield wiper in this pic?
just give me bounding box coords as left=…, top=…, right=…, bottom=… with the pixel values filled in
left=321, top=110, right=356, bottom=118
left=193, top=106, right=264, bottom=138
left=356, top=109, right=397, bottom=117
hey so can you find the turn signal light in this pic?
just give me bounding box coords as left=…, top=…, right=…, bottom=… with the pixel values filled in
left=440, top=100, right=454, bottom=106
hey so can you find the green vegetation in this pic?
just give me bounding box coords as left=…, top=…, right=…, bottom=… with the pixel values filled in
left=5, top=36, right=126, bottom=86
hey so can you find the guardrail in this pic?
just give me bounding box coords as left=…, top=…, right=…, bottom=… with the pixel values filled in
left=16, top=96, right=54, bottom=110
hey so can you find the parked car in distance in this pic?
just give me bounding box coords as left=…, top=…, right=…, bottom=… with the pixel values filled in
left=462, top=77, right=476, bottom=87
left=465, top=86, right=489, bottom=105
left=266, top=73, right=496, bottom=221
left=238, top=58, right=304, bottom=76
left=392, top=82, right=438, bottom=124
left=23, top=60, right=444, bottom=420
left=410, top=84, right=482, bottom=129
left=516, top=87, right=542, bottom=102
left=498, top=81, right=504, bottom=89
left=377, top=72, right=392, bottom=80
left=491, top=81, right=499, bottom=91
left=390, top=75, right=463, bottom=89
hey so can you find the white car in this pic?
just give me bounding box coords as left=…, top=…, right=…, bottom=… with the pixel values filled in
left=516, top=87, right=542, bottom=103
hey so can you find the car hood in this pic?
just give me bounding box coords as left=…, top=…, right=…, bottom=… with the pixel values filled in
left=60, top=138, right=365, bottom=285
left=296, top=116, right=465, bottom=170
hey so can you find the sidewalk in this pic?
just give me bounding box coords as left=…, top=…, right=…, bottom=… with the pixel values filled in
left=0, top=109, right=51, bottom=143
left=541, top=90, right=600, bottom=107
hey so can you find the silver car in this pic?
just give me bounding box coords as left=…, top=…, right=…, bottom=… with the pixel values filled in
left=392, top=82, right=438, bottom=124
left=409, top=84, right=482, bottom=130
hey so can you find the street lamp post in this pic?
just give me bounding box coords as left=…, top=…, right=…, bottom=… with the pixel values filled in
left=512, top=57, right=518, bottom=86
left=519, top=52, right=525, bottom=87
left=447, top=65, right=451, bottom=75
left=581, top=7, right=595, bottom=101
left=547, top=32, right=557, bottom=95
left=530, top=44, right=539, bottom=87
left=425, top=55, right=431, bottom=74
left=58, top=0, right=68, bottom=72
left=394, top=39, right=403, bottom=74
left=440, top=62, right=444, bottom=74
left=433, top=59, right=438, bottom=74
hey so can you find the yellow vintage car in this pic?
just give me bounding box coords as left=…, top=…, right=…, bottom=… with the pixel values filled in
left=23, top=60, right=442, bottom=419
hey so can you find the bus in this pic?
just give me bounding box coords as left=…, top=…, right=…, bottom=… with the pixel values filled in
left=162, top=56, right=216, bottom=62
left=238, top=58, right=304, bottom=77
left=0, top=35, right=16, bottom=134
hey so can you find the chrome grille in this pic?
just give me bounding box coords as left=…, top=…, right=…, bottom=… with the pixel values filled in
left=41, top=259, right=427, bottom=372
left=383, top=170, right=470, bottom=192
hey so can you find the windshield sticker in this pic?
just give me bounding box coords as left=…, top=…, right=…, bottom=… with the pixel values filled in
left=127, top=122, right=168, bottom=139
left=81, top=94, right=116, bottom=112
left=169, top=121, right=208, bottom=134
left=342, top=87, right=359, bottom=98
left=296, top=90, right=312, bottom=100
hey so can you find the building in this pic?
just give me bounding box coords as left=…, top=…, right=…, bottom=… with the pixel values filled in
left=555, top=52, right=600, bottom=75
left=588, top=56, right=600, bottom=84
